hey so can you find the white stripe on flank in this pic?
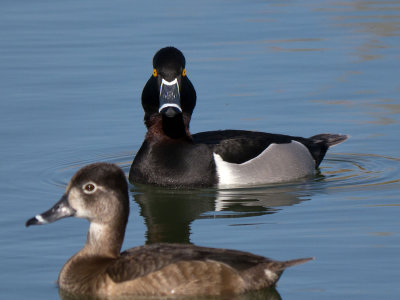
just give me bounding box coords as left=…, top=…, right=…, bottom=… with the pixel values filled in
left=214, top=141, right=315, bottom=187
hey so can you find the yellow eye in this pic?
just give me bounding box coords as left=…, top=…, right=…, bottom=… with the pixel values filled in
left=182, top=68, right=186, bottom=77
left=152, top=69, right=158, bottom=77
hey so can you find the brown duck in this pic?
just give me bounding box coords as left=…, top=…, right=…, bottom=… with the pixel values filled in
left=26, top=163, right=312, bottom=297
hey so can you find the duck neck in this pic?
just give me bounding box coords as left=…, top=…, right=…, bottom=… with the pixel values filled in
left=145, top=113, right=192, bottom=141
left=82, top=221, right=126, bottom=258
left=162, top=114, right=187, bottom=139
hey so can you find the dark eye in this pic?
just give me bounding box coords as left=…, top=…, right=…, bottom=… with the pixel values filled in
left=152, top=69, right=158, bottom=77
left=83, top=183, right=97, bottom=194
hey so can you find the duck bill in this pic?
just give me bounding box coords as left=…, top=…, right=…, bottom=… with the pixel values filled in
left=26, top=194, right=76, bottom=227
left=159, top=78, right=182, bottom=118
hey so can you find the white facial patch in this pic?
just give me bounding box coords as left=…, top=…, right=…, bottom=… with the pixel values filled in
left=68, top=188, right=91, bottom=218
left=214, top=141, right=316, bottom=187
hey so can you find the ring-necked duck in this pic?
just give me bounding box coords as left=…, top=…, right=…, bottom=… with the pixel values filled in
left=129, top=47, right=348, bottom=188
left=26, top=163, right=312, bottom=297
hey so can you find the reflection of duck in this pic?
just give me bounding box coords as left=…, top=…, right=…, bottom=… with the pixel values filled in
left=26, top=163, right=312, bottom=297
left=129, top=46, right=347, bottom=188
left=60, top=286, right=284, bottom=300
left=134, top=184, right=216, bottom=244
left=134, top=182, right=309, bottom=244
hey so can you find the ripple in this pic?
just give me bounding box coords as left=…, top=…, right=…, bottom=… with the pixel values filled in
left=40, top=149, right=133, bottom=189
left=43, top=151, right=400, bottom=195
left=319, top=153, right=400, bottom=189
left=41, top=151, right=400, bottom=198
left=38, top=151, right=400, bottom=227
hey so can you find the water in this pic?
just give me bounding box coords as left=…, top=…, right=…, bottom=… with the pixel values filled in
left=1, top=0, right=399, bottom=299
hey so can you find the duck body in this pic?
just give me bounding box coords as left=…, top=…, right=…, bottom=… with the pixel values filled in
left=131, top=127, right=345, bottom=188
left=59, top=242, right=310, bottom=297
left=26, top=163, right=312, bottom=297
left=129, top=47, right=348, bottom=188
left=131, top=126, right=218, bottom=188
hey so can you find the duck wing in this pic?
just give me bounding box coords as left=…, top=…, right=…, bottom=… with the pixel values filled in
left=192, top=130, right=347, bottom=167
left=106, top=243, right=310, bottom=284
left=192, top=130, right=292, bottom=164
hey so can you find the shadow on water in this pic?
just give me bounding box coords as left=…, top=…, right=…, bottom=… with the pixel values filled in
left=59, top=287, right=282, bottom=300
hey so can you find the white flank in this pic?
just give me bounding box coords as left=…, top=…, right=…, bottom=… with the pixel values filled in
left=214, top=141, right=315, bottom=187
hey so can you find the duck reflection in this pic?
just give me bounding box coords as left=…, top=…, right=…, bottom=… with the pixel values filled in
left=133, top=184, right=215, bottom=244
left=132, top=180, right=313, bottom=245
left=60, top=286, right=282, bottom=300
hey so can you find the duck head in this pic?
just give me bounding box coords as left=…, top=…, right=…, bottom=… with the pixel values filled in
left=26, top=163, right=129, bottom=257
left=141, top=47, right=196, bottom=139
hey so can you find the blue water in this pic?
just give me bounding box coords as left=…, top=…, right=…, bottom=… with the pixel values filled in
left=1, top=0, right=399, bottom=299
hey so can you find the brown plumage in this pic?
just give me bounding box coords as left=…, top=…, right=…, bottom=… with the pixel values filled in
left=26, top=163, right=312, bottom=297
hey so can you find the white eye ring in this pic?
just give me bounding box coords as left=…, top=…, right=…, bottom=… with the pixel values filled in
left=83, top=182, right=97, bottom=194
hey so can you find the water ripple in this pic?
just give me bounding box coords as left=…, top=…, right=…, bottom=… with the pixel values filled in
left=320, top=153, right=400, bottom=189
left=43, top=151, right=400, bottom=200
left=35, top=148, right=400, bottom=247
left=40, top=150, right=133, bottom=189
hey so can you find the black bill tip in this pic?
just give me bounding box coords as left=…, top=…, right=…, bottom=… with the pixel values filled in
left=25, top=215, right=45, bottom=227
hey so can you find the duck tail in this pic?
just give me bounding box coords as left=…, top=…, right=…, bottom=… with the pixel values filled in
left=274, top=257, right=314, bottom=271
left=309, top=133, right=349, bottom=147
left=243, top=257, right=313, bottom=291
